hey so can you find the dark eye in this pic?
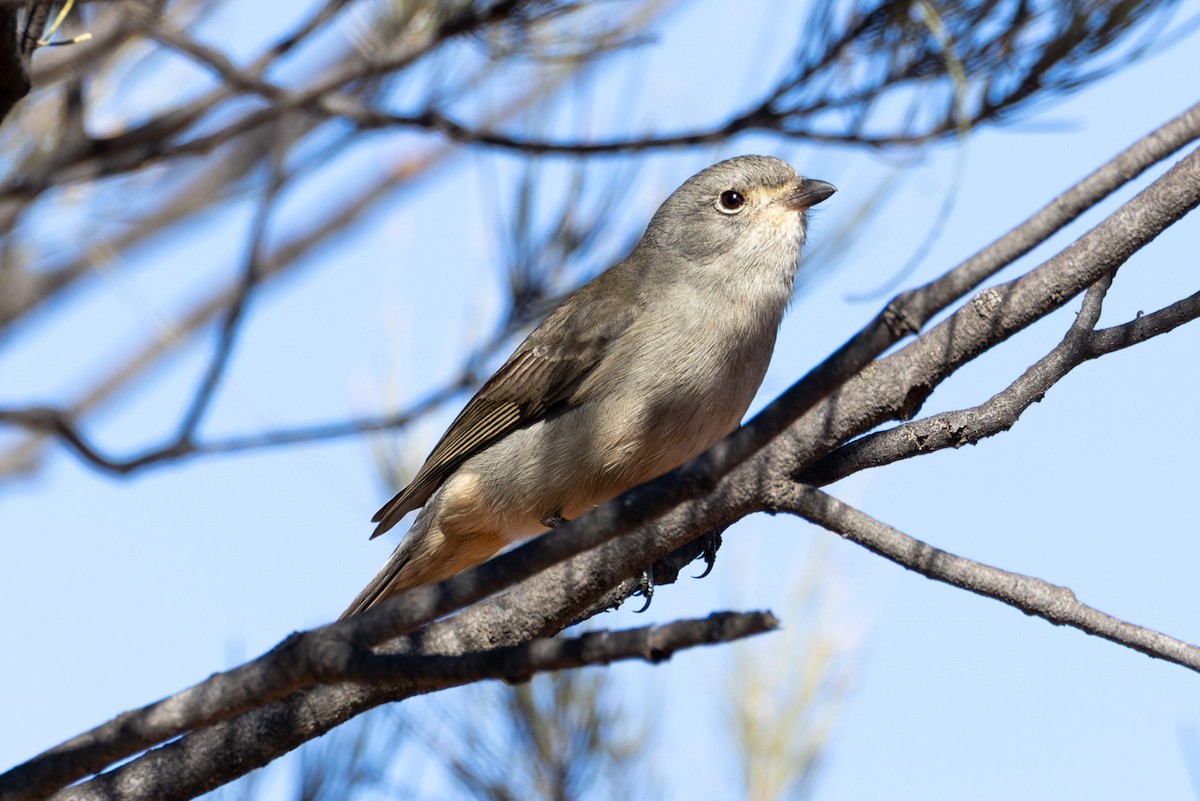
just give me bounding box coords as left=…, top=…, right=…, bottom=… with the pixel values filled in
left=717, top=189, right=746, bottom=213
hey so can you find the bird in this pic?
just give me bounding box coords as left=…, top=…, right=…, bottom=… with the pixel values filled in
left=340, top=155, right=835, bottom=619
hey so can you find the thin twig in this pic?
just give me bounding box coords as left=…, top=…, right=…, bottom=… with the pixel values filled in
left=178, top=133, right=290, bottom=439
left=304, top=611, right=777, bottom=687
left=779, top=482, right=1200, bottom=672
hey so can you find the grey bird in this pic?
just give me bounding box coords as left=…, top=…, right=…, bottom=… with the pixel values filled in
left=341, top=155, right=835, bottom=619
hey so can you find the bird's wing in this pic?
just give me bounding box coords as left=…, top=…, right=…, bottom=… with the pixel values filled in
left=370, top=271, right=639, bottom=537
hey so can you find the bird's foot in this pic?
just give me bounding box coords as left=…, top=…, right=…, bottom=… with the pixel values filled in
left=633, top=566, right=654, bottom=613
left=541, top=511, right=569, bottom=528
left=693, top=527, right=723, bottom=579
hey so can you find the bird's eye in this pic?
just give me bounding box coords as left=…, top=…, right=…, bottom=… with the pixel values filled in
left=716, top=189, right=746, bottom=214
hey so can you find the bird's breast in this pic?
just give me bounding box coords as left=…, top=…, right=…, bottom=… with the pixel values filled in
left=579, top=303, right=780, bottom=489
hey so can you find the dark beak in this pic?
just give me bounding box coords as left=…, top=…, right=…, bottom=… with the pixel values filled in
left=785, top=178, right=836, bottom=211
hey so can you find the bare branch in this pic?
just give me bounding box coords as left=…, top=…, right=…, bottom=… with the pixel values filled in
left=1087, top=288, right=1200, bottom=355
left=342, top=611, right=778, bottom=686
left=0, top=51, right=598, bottom=476
left=0, top=140, right=470, bottom=476
left=8, top=0, right=1172, bottom=199
left=777, top=482, right=1200, bottom=672
left=1, top=123, right=284, bottom=332
left=763, top=142, right=1200, bottom=502
left=127, top=1, right=1185, bottom=155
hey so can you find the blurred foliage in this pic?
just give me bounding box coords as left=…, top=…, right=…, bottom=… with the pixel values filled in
left=209, top=666, right=653, bottom=801
left=725, top=541, right=858, bottom=801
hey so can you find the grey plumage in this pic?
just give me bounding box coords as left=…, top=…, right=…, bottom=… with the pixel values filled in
left=341, top=155, right=835, bottom=619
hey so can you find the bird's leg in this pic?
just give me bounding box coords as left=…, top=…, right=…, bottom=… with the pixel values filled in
left=541, top=510, right=569, bottom=528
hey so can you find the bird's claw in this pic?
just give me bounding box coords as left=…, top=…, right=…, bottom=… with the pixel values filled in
left=693, top=528, right=723, bottom=579
left=633, top=566, right=654, bottom=612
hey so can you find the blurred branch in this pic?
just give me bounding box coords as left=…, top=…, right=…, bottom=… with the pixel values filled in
left=0, top=66, right=592, bottom=476
left=0, top=143, right=442, bottom=475
left=132, top=0, right=1179, bottom=155
left=176, top=134, right=289, bottom=439
left=726, top=541, right=855, bottom=801
left=3, top=0, right=1176, bottom=207
left=5, top=0, right=617, bottom=193
left=1, top=123, right=286, bottom=332
left=434, top=668, right=651, bottom=801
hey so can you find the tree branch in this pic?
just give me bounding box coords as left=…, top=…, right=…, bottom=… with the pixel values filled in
left=766, top=141, right=1200, bottom=500
left=134, top=1, right=1188, bottom=155
left=0, top=70, right=588, bottom=477
left=339, top=610, right=779, bottom=686
left=778, top=482, right=1200, bottom=672
left=800, top=276, right=1200, bottom=486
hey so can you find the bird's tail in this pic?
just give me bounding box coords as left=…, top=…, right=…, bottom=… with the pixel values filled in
left=338, top=512, right=505, bottom=620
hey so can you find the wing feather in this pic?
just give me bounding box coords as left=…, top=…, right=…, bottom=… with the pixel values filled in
left=370, top=269, right=639, bottom=537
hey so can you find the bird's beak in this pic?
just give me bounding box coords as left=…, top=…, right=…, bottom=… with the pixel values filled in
left=784, top=178, right=837, bottom=211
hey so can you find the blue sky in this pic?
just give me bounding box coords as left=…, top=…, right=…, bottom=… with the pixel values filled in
left=2, top=2, right=1200, bottom=799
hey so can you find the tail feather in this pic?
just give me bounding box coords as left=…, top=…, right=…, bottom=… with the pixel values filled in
left=339, top=516, right=507, bottom=620
left=338, top=543, right=419, bottom=620
left=369, top=493, right=416, bottom=540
